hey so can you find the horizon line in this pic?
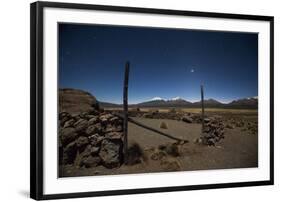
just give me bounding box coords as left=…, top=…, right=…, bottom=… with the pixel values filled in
left=98, top=96, right=258, bottom=105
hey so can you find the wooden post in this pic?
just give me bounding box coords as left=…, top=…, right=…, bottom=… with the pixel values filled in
left=123, top=62, right=130, bottom=161
left=201, top=85, right=205, bottom=135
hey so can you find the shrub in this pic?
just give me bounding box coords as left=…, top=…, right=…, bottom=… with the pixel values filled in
left=160, top=121, right=168, bottom=129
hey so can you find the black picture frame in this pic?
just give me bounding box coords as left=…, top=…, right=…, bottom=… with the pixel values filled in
left=30, top=1, right=274, bottom=200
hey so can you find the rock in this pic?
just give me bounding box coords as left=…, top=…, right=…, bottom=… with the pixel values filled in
left=89, top=134, right=104, bottom=146
left=105, top=132, right=123, bottom=140
left=63, top=142, right=77, bottom=164
left=85, top=124, right=101, bottom=135
left=59, top=111, right=69, bottom=120
left=95, top=122, right=103, bottom=129
left=75, top=136, right=89, bottom=148
left=208, top=138, right=216, bottom=146
left=203, top=132, right=214, bottom=139
left=79, top=112, right=89, bottom=119
left=99, top=139, right=123, bottom=168
left=182, top=116, right=193, bottom=123
left=74, top=119, right=88, bottom=133
left=204, top=118, right=211, bottom=123
left=99, top=114, right=114, bottom=124
left=60, top=127, right=78, bottom=146
left=88, top=117, right=99, bottom=125
left=90, top=146, right=100, bottom=155
left=100, top=113, right=114, bottom=120
left=109, top=116, right=120, bottom=123
left=143, top=113, right=153, bottom=118
left=81, top=156, right=101, bottom=168
left=203, top=125, right=211, bottom=133
left=75, top=144, right=91, bottom=166
left=79, top=144, right=92, bottom=157
left=63, top=119, right=75, bottom=128
left=59, top=112, right=71, bottom=126
left=105, top=125, right=123, bottom=133
left=85, top=114, right=96, bottom=119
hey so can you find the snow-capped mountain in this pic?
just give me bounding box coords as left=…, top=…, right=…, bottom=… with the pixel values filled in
left=151, top=97, right=165, bottom=101
left=137, top=97, right=192, bottom=107
left=98, top=94, right=258, bottom=109
left=228, top=96, right=258, bottom=108
left=171, top=96, right=181, bottom=101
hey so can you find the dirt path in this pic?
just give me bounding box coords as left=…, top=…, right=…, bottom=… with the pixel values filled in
left=128, top=118, right=200, bottom=146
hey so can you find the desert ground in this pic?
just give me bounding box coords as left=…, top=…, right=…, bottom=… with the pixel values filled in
left=60, top=107, right=258, bottom=177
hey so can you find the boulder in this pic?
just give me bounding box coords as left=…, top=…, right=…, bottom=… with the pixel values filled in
left=109, top=116, right=120, bottom=123
left=182, top=116, right=193, bottom=123
left=99, top=139, right=123, bottom=168
left=86, top=124, right=101, bottom=136
left=89, top=134, right=104, bottom=146
left=105, top=132, right=123, bottom=140
left=63, top=141, right=77, bottom=164
left=59, top=112, right=71, bottom=127
left=99, top=114, right=114, bottom=125
left=105, top=124, right=123, bottom=133
left=204, top=118, right=211, bottom=123
left=60, top=127, right=78, bottom=146
left=88, top=117, right=99, bottom=125
left=75, top=136, right=89, bottom=148
left=81, top=156, right=101, bottom=168
left=63, top=118, right=75, bottom=128
left=74, top=119, right=88, bottom=133
left=79, top=144, right=92, bottom=157
left=143, top=113, right=153, bottom=119
left=90, top=146, right=100, bottom=155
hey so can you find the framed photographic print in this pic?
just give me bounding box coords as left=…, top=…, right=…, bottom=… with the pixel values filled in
left=30, top=1, right=274, bottom=200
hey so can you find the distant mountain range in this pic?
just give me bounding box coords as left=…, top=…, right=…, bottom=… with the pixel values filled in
left=99, top=96, right=258, bottom=109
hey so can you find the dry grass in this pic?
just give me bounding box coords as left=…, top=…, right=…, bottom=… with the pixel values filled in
left=105, top=107, right=257, bottom=114
left=125, top=143, right=145, bottom=165
left=159, top=121, right=168, bottom=129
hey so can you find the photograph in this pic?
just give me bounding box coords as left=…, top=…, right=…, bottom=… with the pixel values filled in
left=58, top=23, right=259, bottom=177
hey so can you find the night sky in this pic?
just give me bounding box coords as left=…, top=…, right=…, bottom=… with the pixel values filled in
left=59, top=23, right=258, bottom=104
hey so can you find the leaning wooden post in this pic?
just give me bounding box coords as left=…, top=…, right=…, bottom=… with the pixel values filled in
left=201, top=85, right=205, bottom=135
left=123, top=61, right=130, bottom=162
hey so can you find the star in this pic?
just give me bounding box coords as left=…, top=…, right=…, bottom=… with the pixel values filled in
left=190, top=69, right=195, bottom=73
